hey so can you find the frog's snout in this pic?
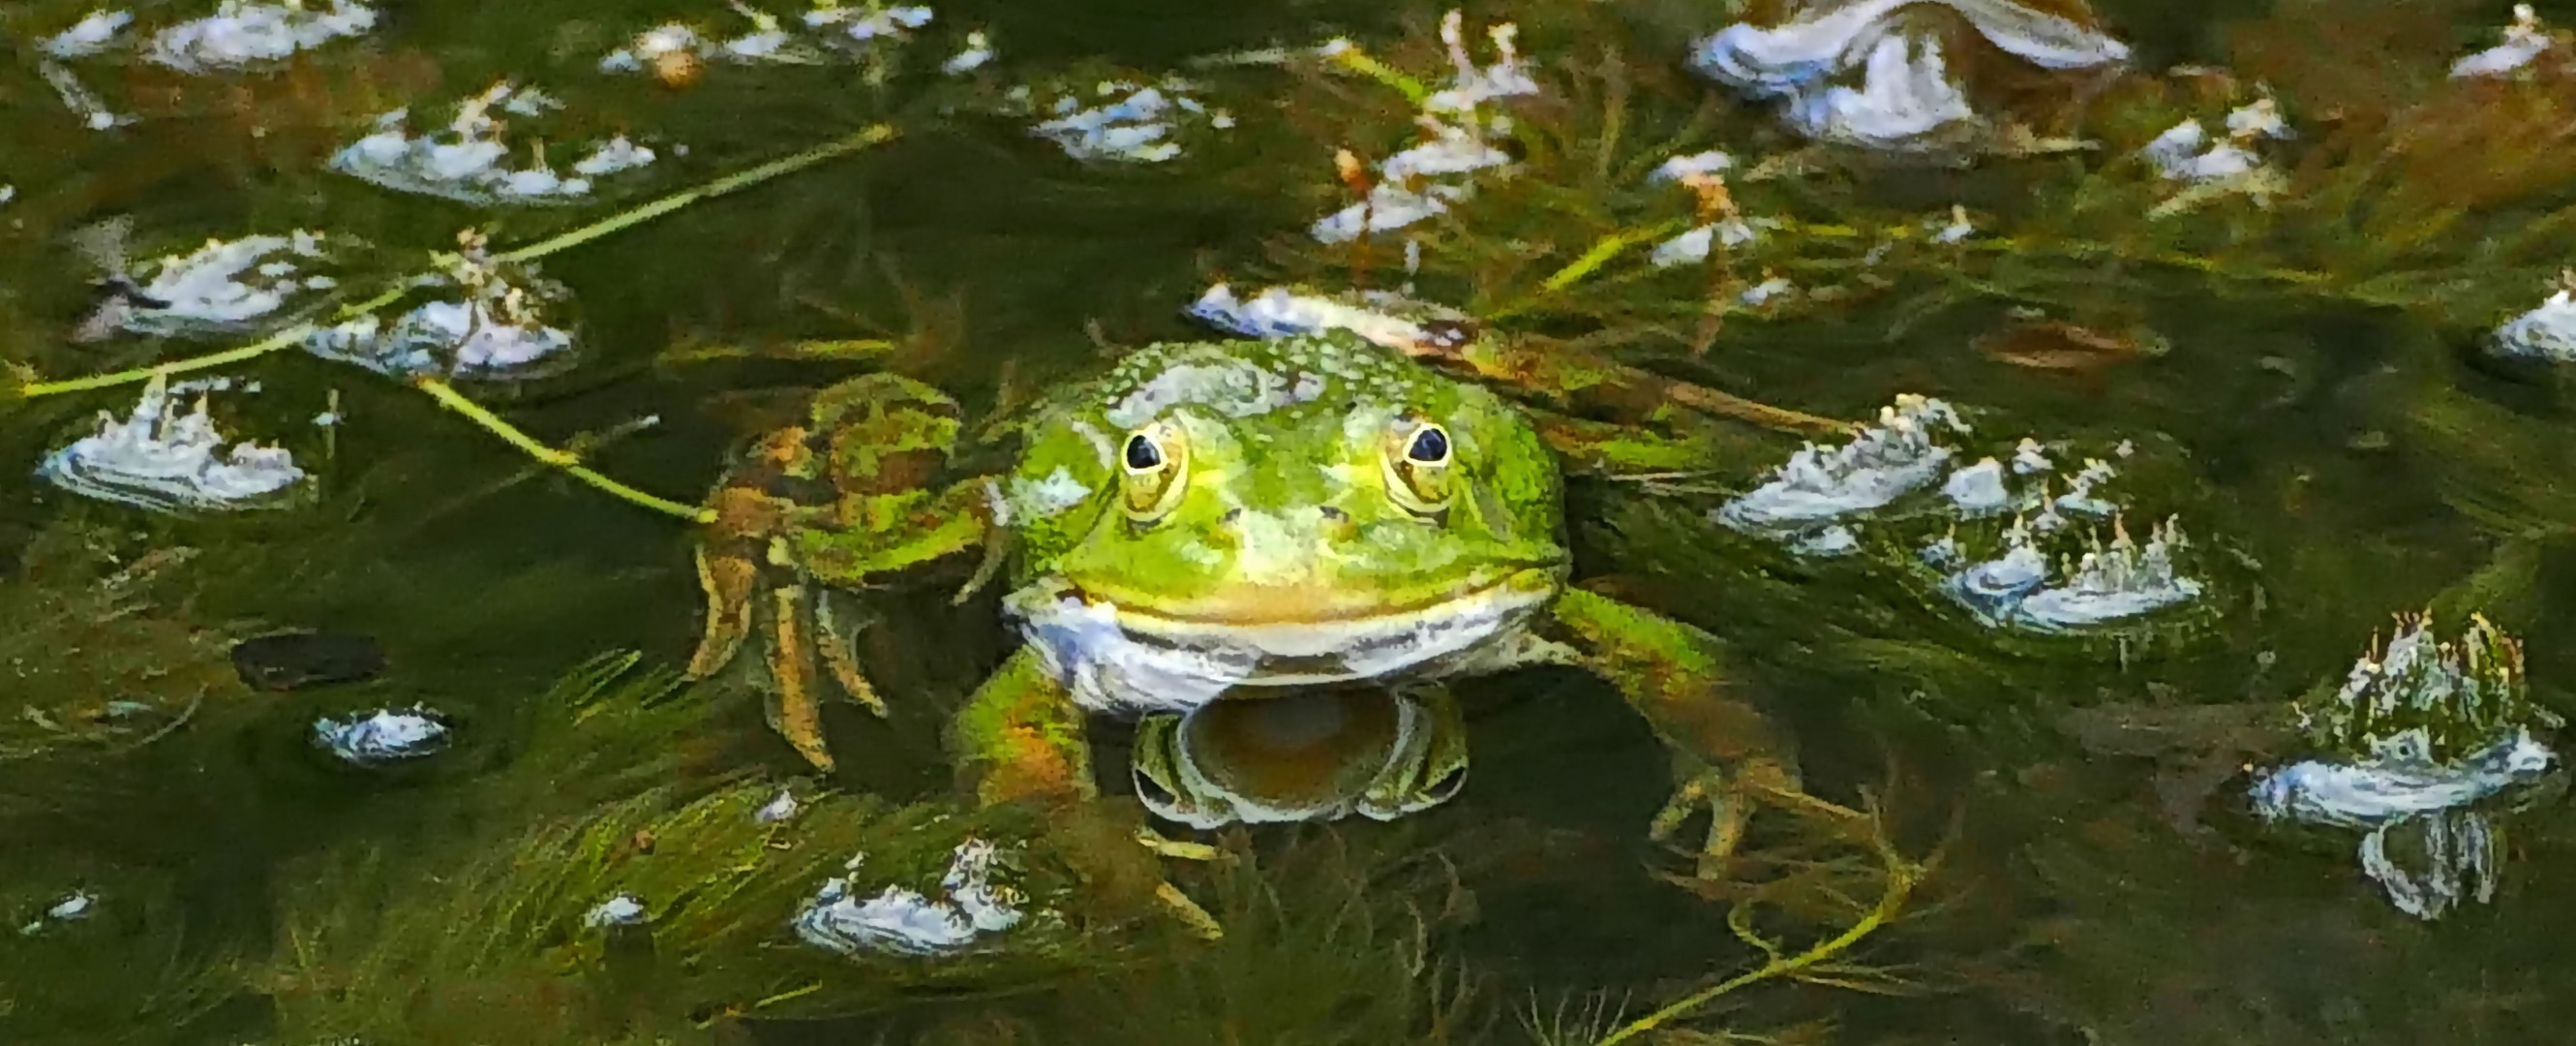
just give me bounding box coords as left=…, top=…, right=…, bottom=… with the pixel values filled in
left=1220, top=507, right=1362, bottom=575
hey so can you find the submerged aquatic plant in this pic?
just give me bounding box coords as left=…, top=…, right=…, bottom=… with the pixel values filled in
left=0, top=535, right=246, bottom=769
left=1311, top=10, right=1540, bottom=243
left=2248, top=613, right=2562, bottom=920
left=258, top=781, right=1105, bottom=1040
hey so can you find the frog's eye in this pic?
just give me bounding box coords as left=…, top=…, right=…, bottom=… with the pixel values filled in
left=1120, top=423, right=1188, bottom=522
left=1384, top=419, right=1454, bottom=516
left=1405, top=425, right=1450, bottom=465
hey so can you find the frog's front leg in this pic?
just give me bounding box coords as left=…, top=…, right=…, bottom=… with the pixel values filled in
left=687, top=373, right=995, bottom=773
left=950, top=648, right=1225, bottom=938
left=1549, top=588, right=1864, bottom=877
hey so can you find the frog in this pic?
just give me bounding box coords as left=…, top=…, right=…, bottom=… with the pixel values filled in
left=682, top=323, right=1865, bottom=931
left=1128, top=682, right=1471, bottom=831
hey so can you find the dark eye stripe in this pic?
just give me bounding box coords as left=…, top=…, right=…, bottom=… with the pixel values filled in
left=1406, top=426, right=1450, bottom=464
left=1125, top=433, right=1164, bottom=470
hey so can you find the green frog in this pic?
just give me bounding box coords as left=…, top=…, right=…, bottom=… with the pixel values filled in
left=684, top=325, right=1861, bottom=929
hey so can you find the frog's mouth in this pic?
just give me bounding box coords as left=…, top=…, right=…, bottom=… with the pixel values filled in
left=1010, top=566, right=1564, bottom=701
left=1090, top=566, right=1560, bottom=631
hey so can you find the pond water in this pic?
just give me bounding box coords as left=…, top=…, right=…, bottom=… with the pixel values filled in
left=6, top=1, right=2576, bottom=1043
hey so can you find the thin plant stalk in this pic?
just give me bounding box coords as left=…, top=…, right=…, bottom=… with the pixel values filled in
left=19, top=123, right=900, bottom=400
left=413, top=378, right=713, bottom=524
left=1595, top=813, right=1927, bottom=1046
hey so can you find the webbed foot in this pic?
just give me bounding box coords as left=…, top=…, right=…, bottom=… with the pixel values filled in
left=686, top=373, right=992, bottom=772
left=1650, top=755, right=1867, bottom=879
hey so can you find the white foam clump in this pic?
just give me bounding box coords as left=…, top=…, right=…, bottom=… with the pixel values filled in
left=2143, top=98, right=2289, bottom=184
left=1650, top=150, right=1733, bottom=182
left=943, top=31, right=994, bottom=74
left=585, top=893, right=648, bottom=927
left=804, top=2, right=932, bottom=43
left=38, top=373, right=306, bottom=513
left=46, top=10, right=135, bottom=58
left=19, top=891, right=97, bottom=936
left=795, top=839, right=1025, bottom=958
left=1781, top=33, right=1975, bottom=151
left=314, top=707, right=450, bottom=766
left=118, top=231, right=337, bottom=337
left=1648, top=218, right=1758, bottom=268
left=146, top=1, right=376, bottom=73
left=306, top=231, right=577, bottom=379
left=1185, top=283, right=1473, bottom=354
left=1030, top=78, right=1232, bottom=165
left=2248, top=617, right=2561, bottom=919
left=599, top=2, right=931, bottom=75
left=754, top=787, right=802, bottom=823
left=2013, top=515, right=2201, bottom=628
left=1690, top=0, right=2127, bottom=153
left=331, top=82, right=656, bottom=206
left=2010, top=437, right=2054, bottom=474
left=1940, top=456, right=2012, bottom=514
left=1716, top=394, right=1967, bottom=543
left=1312, top=11, right=1537, bottom=243
left=2490, top=281, right=2576, bottom=362
left=2451, top=5, right=2558, bottom=78
left=1740, top=276, right=1795, bottom=305
left=1943, top=514, right=2202, bottom=630
left=2052, top=457, right=2117, bottom=515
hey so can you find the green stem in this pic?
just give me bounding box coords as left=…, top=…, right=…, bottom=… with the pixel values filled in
left=1324, top=44, right=1431, bottom=106
left=496, top=123, right=897, bottom=264
left=20, top=285, right=412, bottom=398
left=414, top=378, right=715, bottom=524
left=1594, top=856, right=1921, bottom=1046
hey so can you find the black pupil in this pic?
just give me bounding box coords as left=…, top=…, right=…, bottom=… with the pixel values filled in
left=1408, top=427, right=1449, bottom=463
left=1125, top=435, right=1163, bottom=470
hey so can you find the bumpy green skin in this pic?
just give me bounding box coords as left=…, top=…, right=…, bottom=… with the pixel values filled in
left=998, top=332, right=1566, bottom=617
left=788, top=374, right=991, bottom=582
left=750, top=332, right=1821, bottom=880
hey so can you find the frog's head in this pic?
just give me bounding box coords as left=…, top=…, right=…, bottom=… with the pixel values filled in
left=1130, top=685, right=1470, bottom=829
left=998, top=332, right=1567, bottom=692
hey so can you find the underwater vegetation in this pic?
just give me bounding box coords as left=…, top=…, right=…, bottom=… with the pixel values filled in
left=7, top=0, right=2576, bottom=1043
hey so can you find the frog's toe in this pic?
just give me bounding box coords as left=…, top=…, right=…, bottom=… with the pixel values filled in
left=1154, top=879, right=1225, bottom=940
left=762, top=584, right=836, bottom=773
left=1652, top=757, right=1863, bottom=878
left=1650, top=767, right=1749, bottom=878
left=686, top=543, right=758, bottom=679
left=812, top=589, right=890, bottom=719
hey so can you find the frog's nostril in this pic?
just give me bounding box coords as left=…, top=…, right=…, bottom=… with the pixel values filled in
left=1219, top=508, right=1243, bottom=524
left=1317, top=507, right=1349, bottom=522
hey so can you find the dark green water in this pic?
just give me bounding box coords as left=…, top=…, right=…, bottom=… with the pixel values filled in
left=6, top=0, right=2576, bottom=1043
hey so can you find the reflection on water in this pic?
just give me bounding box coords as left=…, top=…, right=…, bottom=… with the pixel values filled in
left=6, top=0, right=2576, bottom=1044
